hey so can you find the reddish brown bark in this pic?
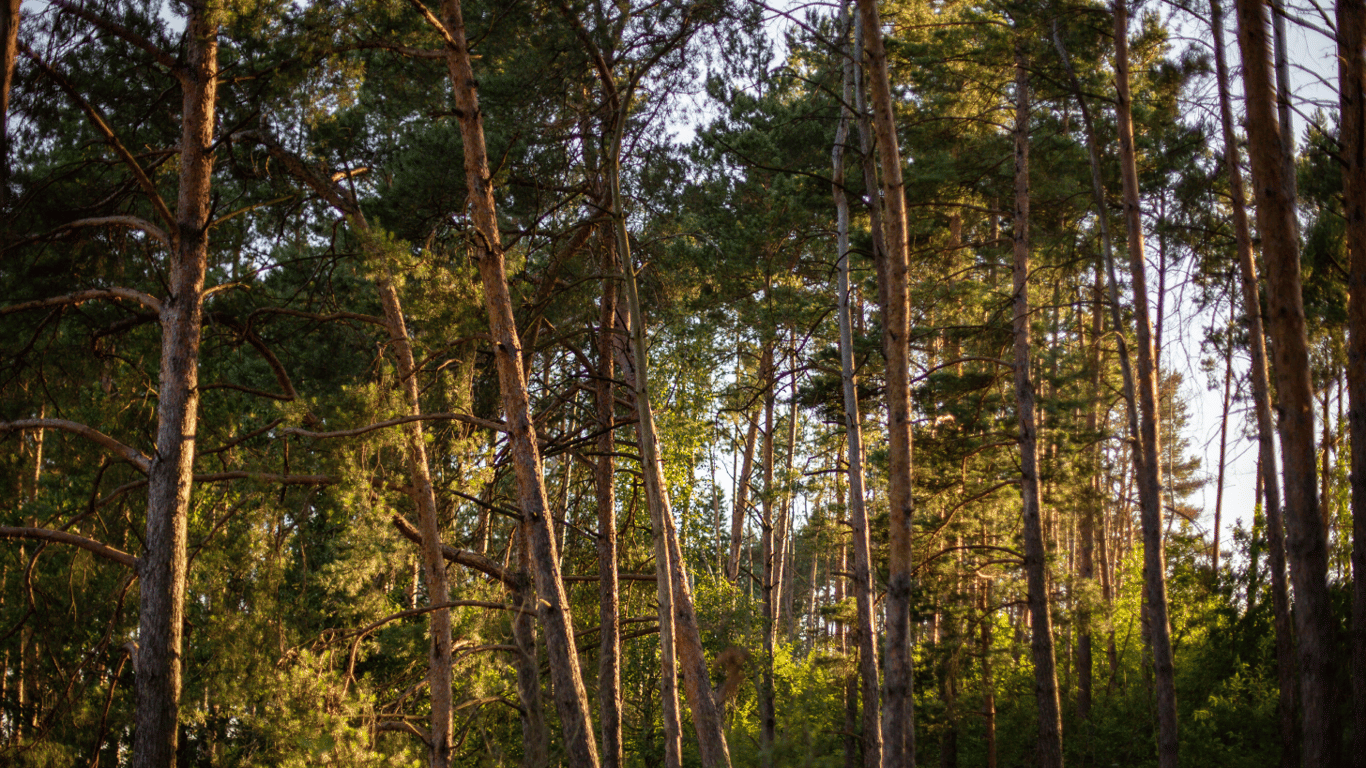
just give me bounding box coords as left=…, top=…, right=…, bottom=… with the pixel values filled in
left=854, top=2, right=916, bottom=765
left=1235, top=0, right=1341, bottom=762
left=439, top=2, right=599, bottom=764
left=132, top=4, right=216, bottom=765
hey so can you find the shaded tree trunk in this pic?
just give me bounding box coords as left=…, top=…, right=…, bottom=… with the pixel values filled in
left=596, top=219, right=624, bottom=768
left=1340, top=0, right=1366, bottom=764
left=1010, top=52, right=1064, bottom=768
left=1235, top=0, right=1341, bottom=762
left=1114, top=3, right=1179, bottom=764
left=1208, top=0, right=1297, bottom=760
left=833, top=11, right=883, bottom=762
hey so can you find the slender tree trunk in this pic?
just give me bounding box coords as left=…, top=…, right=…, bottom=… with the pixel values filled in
left=131, top=6, right=215, bottom=766
left=833, top=13, right=883, bottom=762
left=1213, top=300, right=1234, bottom=575
left=440, top=3, right=598, bottom=764
left=1209, top=0, right=1298, bottom=760
left=0, top=0, right=17, bottom=202
left=1078, top=271, right=1104, bottom=724
left=610, top=126, right=733, bottom=768
left=1113, top=4, right=1179, bottom=764
left=1339, top=0, right=1366, bottom=763
left=596, top=220, right=624, bottom=768
left=855, top=3, right=917, bottom=765
left=1236, top=0, right=1341, bottom=762
left=729, top=409, right=761, bottom=583
left=513, top=529, right=549, bottom=768
left=759, top=338, right=779, bottom=766
left=981, top=574, right=997, bottom=768
left=1010, top=53, right=1064, bottom=768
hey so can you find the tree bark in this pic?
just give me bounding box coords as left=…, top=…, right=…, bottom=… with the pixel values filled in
left=1235, top=0, right=1341, bottom=762
left=596, top=208, right=624, bottom=768
left=1208, top=0, right=1297, bottom=760
left=513, top=528, right=549, bottom=768
left=854, top=2, right=916, bottom=765
left=833, top=10, right=883, bottom=762
left=728, top=407, right=760, bottom=583
left=439, top=3, right=599, bottom=764
left=0, top=0, right=17, bottom=200
left=132, top=4, right=215, bottom=766
left=1340, top=0, right=1366, bottom=763
left=760, top=338, right=778, bottom=766
left=1113, top=4, right=1180, bottom=764
left=1010, top=52, right=1064, bottom=768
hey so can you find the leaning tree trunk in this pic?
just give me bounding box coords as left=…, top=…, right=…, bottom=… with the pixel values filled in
left=728, top=405, right=760, bottom=583
left=1010, top=51, right=1064, bottom=768
left=609, top=121, right=733, bottom=768
left=1235, top=0, right=1342, bottom=763
left=833, top=7, right=883, bottom=763
left=439, top=2, right=599, bottom=764
left=1339, top=0, right=1366, bottom=765
left=133, top=4, right=215, bottom=766
left=0, top=0, right=17, bottom=200
left=1114, top=3, right=1179, bottom=764
left=855, top=2, right=916, bottom=765
left=1208, top=1, right=1297, bottom=756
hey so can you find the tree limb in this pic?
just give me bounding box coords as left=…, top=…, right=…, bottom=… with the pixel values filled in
left=0, top=419, right=151, bottom=472
left=53, top=216, right=170, bottom=248
left=391, top=514, right=525, bottom=588
left=282, top=412, right=506, bottom=439
left=1, top=288, right=163, bottom=316
left=0, top=527, right=137, bottom=568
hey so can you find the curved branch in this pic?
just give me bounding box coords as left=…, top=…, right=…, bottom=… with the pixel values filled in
left=0, top=527, right=137, bottom=568
left=193, top=472, right=334, bottom=485
left=248, top=306, right=387, bottom=329
left=50, top=0, right=179, bottom=72
left=374, top=721, right=430, bottom=745
left=1, top=288, right=163, bottom=316
left=53, top=216, right=170, bottom=248
left=0, top=419, right=150, bottom=472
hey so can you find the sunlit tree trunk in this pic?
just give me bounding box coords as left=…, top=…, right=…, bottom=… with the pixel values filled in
left=440, top=2, right=599, bottom=763
left=1235, top=0, right=1341, bottom=762
left=132, top=5, right=215, bottom=765
left=855, top=3, right=916, bottom=765
left=595, top=219, right=624, bottom=768
left=1010, top=52, right=1064, bottom=768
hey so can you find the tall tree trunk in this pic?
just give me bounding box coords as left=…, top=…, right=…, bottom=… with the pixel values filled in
left=0, top=0, right=17, bottom=203
left=1339, top=0, right=1366, bottom=762
left=1208, top=0, right=1297, bottom=760
left=1113, top=4, right=1180, bottom=764
left=980, top=574, right=997, bottom=768
left=760, top=339, right=778, bottom=767
left=1010, top=52, right=1064, bottom=768
left=729, top=406, right=761, bottom=583
left=1236, top=0, right=1341, bottom=762
left=855, top=3, right=917, bottom=765
left=132, top=5, right=215, bottom=766
left=1078, top=271, right=1103, bottom=724
left=440, top=3, right=599, bottom=764
left=833, top=11, right=883, bottom=762
left=513, top=528, right=549, bottom=768
left=611, top=122, right=733, bottom=768
left=1212, top=301, right=1234, bottom=574
left=596, top=221, right=624, bottom=768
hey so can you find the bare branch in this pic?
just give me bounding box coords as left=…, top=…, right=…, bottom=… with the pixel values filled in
left=53, top=216, right=170, bottom=247
left=404, top=0, right=461, bottom=50
left=0, top=419, right=150, bottom=472
left=193, top=472, right=334, bottom=485
left=1, top=288, right=163, bottom=316
left=248, top=306, right=387, bottom=328
left=0, top=527, right=137, bottom=568
left=374, top=721, right=430, bottom=745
